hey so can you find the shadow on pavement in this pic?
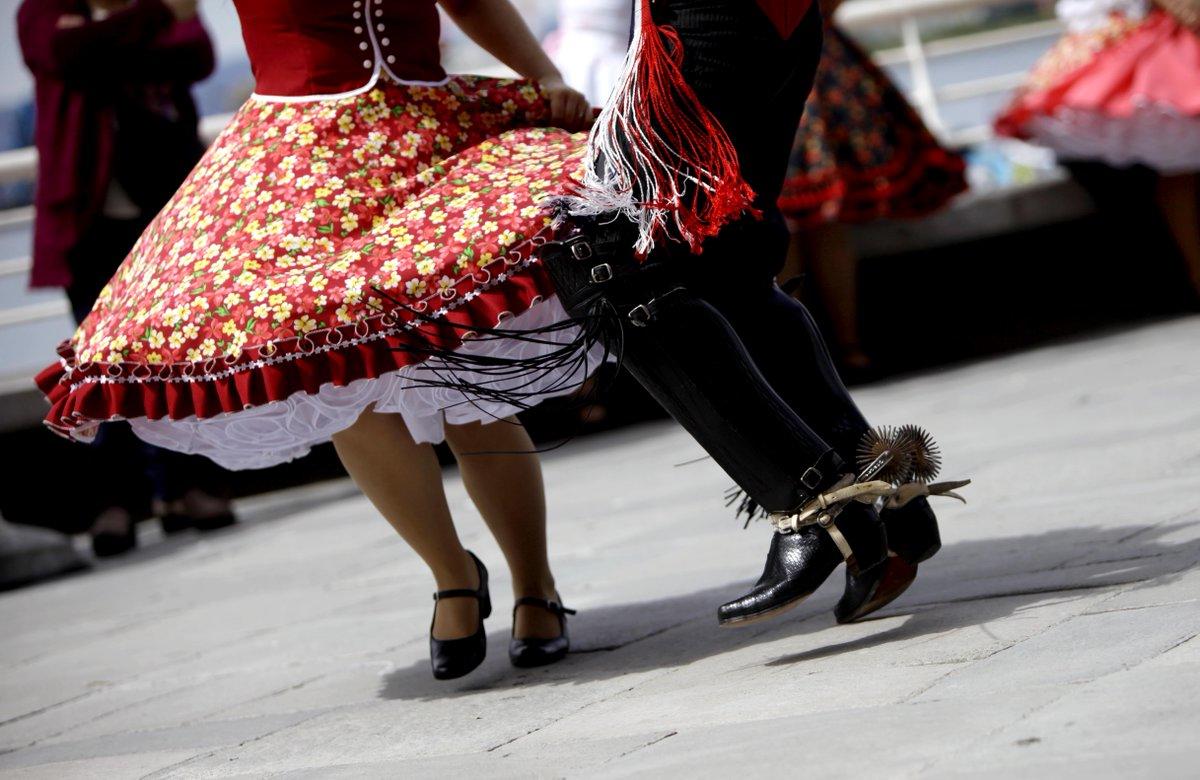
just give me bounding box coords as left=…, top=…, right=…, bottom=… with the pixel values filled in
left=378, top=520, right=1200, bottom=701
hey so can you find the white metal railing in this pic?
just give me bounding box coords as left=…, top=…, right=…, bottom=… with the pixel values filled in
left=0, top=113, right=233, bottom=189
left=0, top=257, right=31, bottom=278
left=0, top=147, right=37, bottom=187
left=840, top=2, right=1062, bottom=145
left=0, top=300, right=68, bottom=328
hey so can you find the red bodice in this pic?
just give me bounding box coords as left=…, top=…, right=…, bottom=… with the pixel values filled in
left=233, top=0, right=446, bottom=99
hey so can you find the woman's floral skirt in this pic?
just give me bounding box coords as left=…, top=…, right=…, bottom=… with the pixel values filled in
left=37, top=76, right=603, bottom=469
left=777, top=26, right=968, bottom=228
left=995, top=10, right=1200, bottom=173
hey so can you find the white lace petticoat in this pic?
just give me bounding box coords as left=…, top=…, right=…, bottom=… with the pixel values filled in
left=1026, top=106, right=1200, bottom=173
left=130, top=297, right=604, bottom=470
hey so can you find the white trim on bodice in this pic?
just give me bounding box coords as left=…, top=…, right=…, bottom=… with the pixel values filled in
left=249, top=0, right=452, bottom=104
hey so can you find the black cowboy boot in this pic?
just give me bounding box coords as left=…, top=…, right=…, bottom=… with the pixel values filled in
left=719, top=501, right=886, bottom=626
left=681, top=221, right=946, bottom=626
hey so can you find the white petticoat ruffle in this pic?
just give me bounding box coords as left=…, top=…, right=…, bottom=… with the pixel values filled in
left=1025, top=105, right=1200, bottom=173
left=130, top=297, right=604, bottom=470
left=1056, top=0, right=1147, bottom=33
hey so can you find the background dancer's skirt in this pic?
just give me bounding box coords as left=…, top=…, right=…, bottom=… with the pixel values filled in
left=995, top=8, right=1200, bottom=173
left=777, top=26, right=968, bottom=228
left=36, top=76, right=604, bottom=470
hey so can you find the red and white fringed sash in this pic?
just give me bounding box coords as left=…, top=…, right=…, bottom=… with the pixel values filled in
left=563, top=0, right=758, bottom=257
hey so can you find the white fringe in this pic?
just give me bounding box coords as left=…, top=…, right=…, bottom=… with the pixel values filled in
left=560, top=0, right=720, bottom=256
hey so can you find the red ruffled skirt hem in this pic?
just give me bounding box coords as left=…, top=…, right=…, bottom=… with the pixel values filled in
left=38, top=253, right=555, bottom=440
left=995, top=10, right=1200, bottom=171
left=778, top=141, right=967, bottom=228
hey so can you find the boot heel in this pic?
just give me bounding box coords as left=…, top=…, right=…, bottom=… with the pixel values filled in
left=834, top=554, right=919, bottom=624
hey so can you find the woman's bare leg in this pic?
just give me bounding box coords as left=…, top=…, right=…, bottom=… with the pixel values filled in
left=1155, top=173, right=1200, bottom=298
left=444, top=418, right=562, bottom=640
left=331, top=408, right=479, bottom=640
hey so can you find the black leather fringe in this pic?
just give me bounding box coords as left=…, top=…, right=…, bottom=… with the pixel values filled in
left=725, top=485, right=769, bottom=529
left=371, top=286, right=624, bottom=452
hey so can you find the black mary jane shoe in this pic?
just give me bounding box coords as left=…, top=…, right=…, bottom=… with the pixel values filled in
left=429, top=551, right=492, bottom=681
left=834, top=497, right=941, bottom=624
left=161, top=510, right=238, bottom=535
left=91, top=524, right=138, bottom=558
left=509, top=596, right=576, bottom=669
left=159, top=513, right=193, bottom=535
left=718, top=502, right=887, bottom=627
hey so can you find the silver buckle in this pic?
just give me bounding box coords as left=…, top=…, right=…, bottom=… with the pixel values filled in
left=801, top=467, right=823, bottom=489
left=590, top=263, right=613, bottom=283
left=628, top=304, right=652, bottom=327
left=570, top=241, right=594, bottom=261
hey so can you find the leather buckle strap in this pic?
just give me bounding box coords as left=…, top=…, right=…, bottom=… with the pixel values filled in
left=627, top=286, right=686, bottom=328
left=822, top=521, right=858, bottom=570
left=628, top=303, right=653, bottom=327
left=590, top=263, right=614, bottom=283
left=800, top=466, right=823, bottom=490
left=770, top=478, right=973, bottom=535
left=570, top=239, right=594, bottom=261
left=513, top=596, right=577, bottom=616
left=433, top=588, right=483, bottom=601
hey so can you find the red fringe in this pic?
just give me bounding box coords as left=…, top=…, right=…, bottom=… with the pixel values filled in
left=636, top=6, right=758, bottom=249
left=578, top=0, right=758, bottom=256
left=778, top=133, right=968, bottom=227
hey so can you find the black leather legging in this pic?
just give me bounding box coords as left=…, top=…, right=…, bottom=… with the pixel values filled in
left=544, top=0, right=877, bottom=515
left=636, top=0, right=873, bottom=479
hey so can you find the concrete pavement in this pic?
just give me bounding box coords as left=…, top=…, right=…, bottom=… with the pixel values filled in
left=2, top=315, right=1199, bottom=778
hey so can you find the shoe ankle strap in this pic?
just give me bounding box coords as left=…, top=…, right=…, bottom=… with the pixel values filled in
left=513, top=596, right=576, bottom=616
left=433, top=588, right=483, bottom=602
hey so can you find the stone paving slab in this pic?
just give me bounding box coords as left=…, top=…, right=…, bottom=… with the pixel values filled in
left=1, top=315, right=1199, bottom=777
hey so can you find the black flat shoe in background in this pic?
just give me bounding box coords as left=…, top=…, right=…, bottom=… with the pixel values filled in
left=429, top=551, right=492, bottom=681
left=718, top=502, right=887, bottom=627
left=509, top=596, right=576, bottom=669
left=834, top=497, right=941, bottom=624
left=91, top=525, right=137, bottom=558
left=90, top=508, right=139, bottom=558
left=160, top=510, right=238, bottom=535
left=159, top=513, right=193, bottom=535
